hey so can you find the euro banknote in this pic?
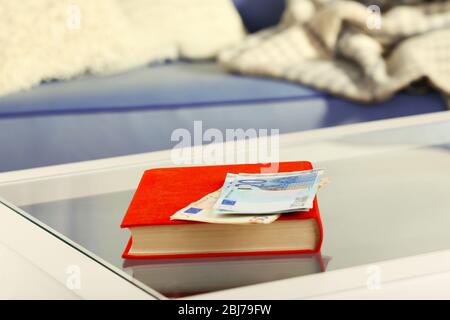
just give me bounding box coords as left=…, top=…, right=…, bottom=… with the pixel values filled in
left=170, top=174, right=280, bottom=224
left=213, top=169, right=324, bottom=214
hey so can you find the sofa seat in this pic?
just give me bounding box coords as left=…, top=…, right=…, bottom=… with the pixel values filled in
left=0, top=62, right=445, bottom=172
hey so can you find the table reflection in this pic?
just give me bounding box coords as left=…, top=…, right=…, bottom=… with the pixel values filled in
left=124, top=253, right=329, bottom=298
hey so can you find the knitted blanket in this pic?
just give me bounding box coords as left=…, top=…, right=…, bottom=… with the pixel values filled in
left=220, top=0, right=450, bottom=106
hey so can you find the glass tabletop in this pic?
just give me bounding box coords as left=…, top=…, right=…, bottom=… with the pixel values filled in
left=1, top=114, right=450, bottom=298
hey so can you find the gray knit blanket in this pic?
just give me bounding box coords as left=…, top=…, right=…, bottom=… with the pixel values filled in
left=220, top=0, right=450, bottom=106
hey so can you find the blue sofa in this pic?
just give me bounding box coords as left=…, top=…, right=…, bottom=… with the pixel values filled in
left=0, top=2, right=446, bottom=172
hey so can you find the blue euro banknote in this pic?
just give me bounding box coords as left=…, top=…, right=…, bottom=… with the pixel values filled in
left=213, top=169, right=324, bottom=214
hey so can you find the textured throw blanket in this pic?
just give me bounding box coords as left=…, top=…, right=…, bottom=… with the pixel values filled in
left=0, top=0, right=244, bottom=97
left=220, top=0, right=450, bottom=106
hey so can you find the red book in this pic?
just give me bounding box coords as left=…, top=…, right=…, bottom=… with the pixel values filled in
left=121, top=161, right=323, bottom=259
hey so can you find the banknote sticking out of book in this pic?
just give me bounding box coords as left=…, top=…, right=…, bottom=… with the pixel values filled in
left=121, top=162, right=328, bottom=259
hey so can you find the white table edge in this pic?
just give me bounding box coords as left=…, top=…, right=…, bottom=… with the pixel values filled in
left=186, top=249, right=450, bottom=299
left=0, top=199, right=165, bottom=300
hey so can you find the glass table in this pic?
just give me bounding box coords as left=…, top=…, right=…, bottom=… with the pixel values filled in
left=1, top=111, right=449, bottom=299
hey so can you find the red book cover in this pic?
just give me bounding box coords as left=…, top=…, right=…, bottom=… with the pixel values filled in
left=121, top=161, right=323, bottom=259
